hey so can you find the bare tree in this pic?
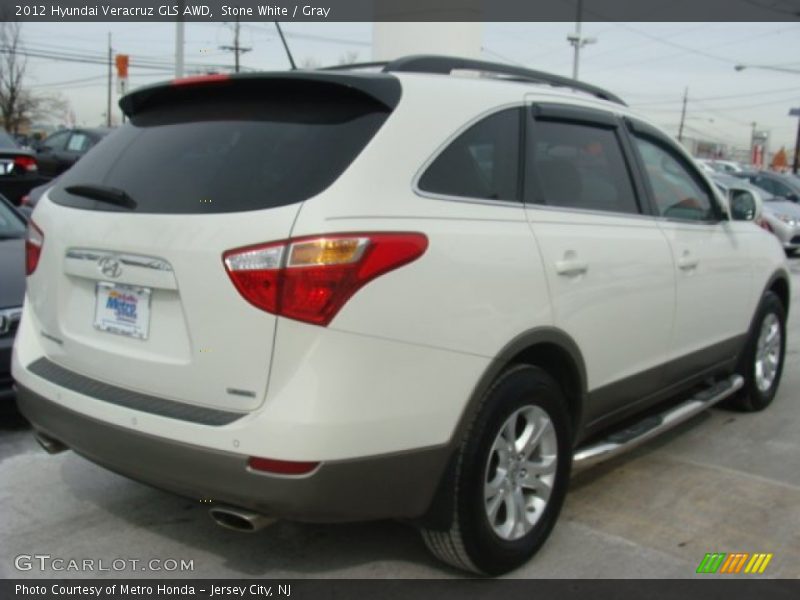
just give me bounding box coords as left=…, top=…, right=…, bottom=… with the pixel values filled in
left=300, top=56, right=322, bottom=69
left=0, top=20, right=27, bottom=132
left=0, top=20, right=72, bottom=132
left=337, top=51, right=360, bottom=65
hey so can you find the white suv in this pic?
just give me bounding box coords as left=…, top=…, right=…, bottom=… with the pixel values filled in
left=12, top=56, right=790, bottom=575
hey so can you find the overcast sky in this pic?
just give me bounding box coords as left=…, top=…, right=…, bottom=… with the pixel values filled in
left=17, top=21, right=800, bottom=151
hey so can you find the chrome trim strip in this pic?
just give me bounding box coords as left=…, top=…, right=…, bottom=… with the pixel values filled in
left=572, top=374, right=744, bottom=471
left=66, top=249, right=173, bottom=272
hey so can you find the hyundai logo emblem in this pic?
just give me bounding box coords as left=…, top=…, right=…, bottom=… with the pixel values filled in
left=98, top=257, right=122, bottom=279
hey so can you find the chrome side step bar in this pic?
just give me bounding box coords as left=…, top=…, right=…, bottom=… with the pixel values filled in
left=572, top=374, right=744, bottom=471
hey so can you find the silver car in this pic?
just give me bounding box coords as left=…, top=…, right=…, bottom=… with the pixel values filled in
left=713, top=174, right=800, bottom=255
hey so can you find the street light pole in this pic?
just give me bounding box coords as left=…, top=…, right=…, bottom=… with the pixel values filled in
left=567, top=0, right=596, bottom=80
left=735, top=64, right=800, bottom=75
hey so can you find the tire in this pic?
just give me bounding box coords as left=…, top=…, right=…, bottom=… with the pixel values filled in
left=727, top=291, right=786, bottom=412
left=420, top=365, right=572, bottom=575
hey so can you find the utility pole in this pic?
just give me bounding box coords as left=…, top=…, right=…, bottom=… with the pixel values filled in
left=106, top=32, right=112, bottom=127
left=567, top=0, right=596, bottom=80
left=175, top=1, right=185, bottom=78
left=678, top=87, right=688, bottom=142
left=220, top=15, right=251, bottom=73
left=790, top=108, right=800, bottom=174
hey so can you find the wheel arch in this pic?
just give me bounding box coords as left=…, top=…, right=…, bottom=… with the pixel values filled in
left=417, top=327, right=588, bottom=530
left=765, top=268, right=790, bottom=317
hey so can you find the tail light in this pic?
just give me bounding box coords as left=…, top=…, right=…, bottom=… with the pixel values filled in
left=25, top=220, right=44, bottom=276
left=223, top=233, right=428, bottom=326
left=19, top=194, right=30, bottom=206
left=13, top=155, right=38, bottom=172
left=247, top=456, right=319, bottom=476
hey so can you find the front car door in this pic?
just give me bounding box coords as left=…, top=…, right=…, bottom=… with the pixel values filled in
left=624, top=118, right=755, bottom=387
left=522, top=104, right=676, bottom=428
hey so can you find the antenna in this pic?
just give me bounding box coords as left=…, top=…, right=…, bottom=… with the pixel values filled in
left=274, top=21, right=297, bottom=70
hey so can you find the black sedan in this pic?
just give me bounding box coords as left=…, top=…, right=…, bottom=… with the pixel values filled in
left=34, top=127, right=111, bottom=179
left=735, top=170, right=800, bottom=203
left=0, top=194, right=25, bottom=401
left=0, top=129, right=44, bottom=205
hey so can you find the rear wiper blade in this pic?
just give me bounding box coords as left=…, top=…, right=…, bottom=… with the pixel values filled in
left=65, top=184, right=137, bottom=209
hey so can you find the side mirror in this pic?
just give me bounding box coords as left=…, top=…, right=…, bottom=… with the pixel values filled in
left=729, top=190, right=762, bottom=222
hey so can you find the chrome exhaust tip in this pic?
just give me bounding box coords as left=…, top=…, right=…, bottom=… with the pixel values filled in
left=209, top=505, right=276, bottom=533
left=33, top=430, right=69, bottom=454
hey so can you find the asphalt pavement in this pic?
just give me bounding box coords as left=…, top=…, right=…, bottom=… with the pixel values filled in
left=1, top=259, right=799, bottom=579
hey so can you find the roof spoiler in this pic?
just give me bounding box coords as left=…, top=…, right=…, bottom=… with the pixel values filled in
left=119, top=71, right=402, bottom=117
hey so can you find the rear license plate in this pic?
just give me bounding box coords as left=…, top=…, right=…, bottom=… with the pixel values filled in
left=94, top=282, right=151, bottom=340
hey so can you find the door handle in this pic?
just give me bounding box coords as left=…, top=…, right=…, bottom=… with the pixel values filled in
left=555, top=258, right=588, bottom=277
left=677, top=252, right=698, bottom=271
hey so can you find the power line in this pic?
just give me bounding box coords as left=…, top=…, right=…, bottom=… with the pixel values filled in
left=629, top=86, right=800, bottom=107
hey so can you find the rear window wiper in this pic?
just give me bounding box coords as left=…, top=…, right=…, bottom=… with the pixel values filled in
left=65, top=184, right=137, bottom=210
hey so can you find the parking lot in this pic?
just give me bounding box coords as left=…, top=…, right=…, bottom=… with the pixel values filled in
left=1, top=259, right=799, bottom=580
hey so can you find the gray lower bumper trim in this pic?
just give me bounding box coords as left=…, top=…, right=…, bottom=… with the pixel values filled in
left=17, top=385, right=451, bottom=522
left=27, top=357, right=244, bottom=426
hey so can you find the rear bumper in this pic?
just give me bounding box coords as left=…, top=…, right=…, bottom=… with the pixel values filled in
left=16, top=384, right=452, bottom=522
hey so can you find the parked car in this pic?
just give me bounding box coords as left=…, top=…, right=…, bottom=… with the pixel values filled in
left=696, top=158, right=747, bottom=175
left=34, top=127, right=111, bottom=179
left=735, top=170, right=800, bottom=203
left=695, top=158, right=717, bottom=174
left=12, top=57, right=790, bottom=575
left=0, top=194, right=26, bottom=401
left=713, top=174, right=800, bottom=255
left=0, top=129, right=44, bottom=205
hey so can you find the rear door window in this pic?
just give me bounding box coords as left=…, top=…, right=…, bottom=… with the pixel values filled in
left=66, top=133, right=92, bottom=153
left=49, top=84, right=392, bottom=214
left=525, top=119, right=640, bottom=215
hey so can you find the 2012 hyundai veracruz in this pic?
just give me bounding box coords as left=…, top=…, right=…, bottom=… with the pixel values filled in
left=12, top=57, right=790, bottom=575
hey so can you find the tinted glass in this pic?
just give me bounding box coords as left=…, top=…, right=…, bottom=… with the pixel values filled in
left=0, top=130, right=18, bottom=149
left=419, top=108, right=521, bottom=202
left=43, top=131, right=70, bottom=151
left=634, top=136, right=716, bottom=221
left=525, top=120, right=639, bottom=214
left=49, top=86, right=390, bottom=214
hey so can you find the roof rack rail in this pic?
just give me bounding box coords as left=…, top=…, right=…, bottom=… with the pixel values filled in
left=380, top=55, right=626, bottom=106
left=319, top=61, right=389, bottom=72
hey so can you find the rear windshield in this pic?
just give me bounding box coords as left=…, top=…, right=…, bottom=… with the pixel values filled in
left=49, top=82, right=391, bottom=214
